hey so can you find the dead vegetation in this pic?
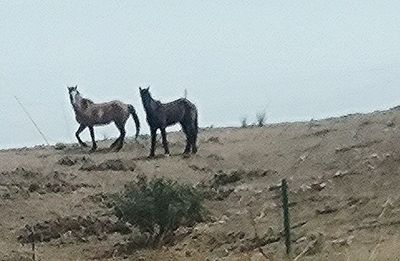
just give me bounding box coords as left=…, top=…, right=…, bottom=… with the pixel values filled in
left=0, top=168, right=94, bottom=199
left=80, top=159, right=136, bottom=172
left=18, top=216, right=131, bottom=244
left=1, top=107, right=400, bottom=260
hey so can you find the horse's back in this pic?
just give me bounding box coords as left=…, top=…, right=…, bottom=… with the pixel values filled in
left=163, top=98, right=197, bottom=125
left=94, top=100, right=127, bottom=108
left=164, top=98, right=196, bottom=110
left=87, top=100, right=129, bottom=125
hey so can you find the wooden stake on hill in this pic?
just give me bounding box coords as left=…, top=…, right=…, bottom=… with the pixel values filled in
left=281, top=179, right=292, bottom=256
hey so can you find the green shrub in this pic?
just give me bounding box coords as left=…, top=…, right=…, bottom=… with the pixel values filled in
left=112, top=175, right=205, bottom=247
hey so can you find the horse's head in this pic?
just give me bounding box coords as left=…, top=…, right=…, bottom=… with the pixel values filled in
left=68, top=85, right=81, bottom=106
left=139, top=86, right=152, bottom=105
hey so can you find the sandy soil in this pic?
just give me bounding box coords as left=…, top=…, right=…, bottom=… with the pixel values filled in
left=2, top=107, right=400, bottom=261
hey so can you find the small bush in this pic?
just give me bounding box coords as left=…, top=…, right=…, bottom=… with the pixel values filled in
left=211, top=171, right=242, bottom=188
left=241, top=117, right=248, bottom=128
left=54, top=143, right=67, bottom=150
left=112, top=175, right=205, bottom=247
left=256, top=111, right=266, bottom=127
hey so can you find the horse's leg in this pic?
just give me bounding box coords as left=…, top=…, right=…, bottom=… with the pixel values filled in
left=181, top=124, right=191, bottom=154
left=191, top=129, right=198, bottom=154
left=76, top=124, right=88, bottom=147
left=110, top=138, right=119, bottom=149
left=160, top=128, right=170, bottom=155
left=187, top=122, right=198, bottom=154
left=149, top=128, right=157, bottom=158
left=110, top=122, right=121, bottom=149
left=89, top=126, right=97, bottom=152
left=191, top=121, right=198, bottom=154
left=114, top=122, right=126, bottom=152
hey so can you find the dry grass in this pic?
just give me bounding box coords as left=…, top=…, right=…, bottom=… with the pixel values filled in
left=2, top=107, right=400, bottom=260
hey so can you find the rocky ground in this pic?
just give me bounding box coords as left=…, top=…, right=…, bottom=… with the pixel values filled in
left=2, top=107, right=400, bottom=260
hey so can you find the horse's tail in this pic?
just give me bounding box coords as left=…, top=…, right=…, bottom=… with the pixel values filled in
left=194, top=109, right=199, bottom=136
left=128, top=105, right=140, bottom=139
left=186, top=100, right=198, bottom=136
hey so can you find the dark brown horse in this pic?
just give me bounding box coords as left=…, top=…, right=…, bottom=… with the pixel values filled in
left=139, top=87, right=198, bottom=158
left=68, top=86, right=140, bottom=152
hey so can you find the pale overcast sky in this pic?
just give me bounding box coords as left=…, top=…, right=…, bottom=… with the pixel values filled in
left=1, top=1, right=400, bottom=148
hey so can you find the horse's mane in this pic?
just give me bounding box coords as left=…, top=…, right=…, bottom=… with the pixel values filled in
left=82, top=98, right=94, bottom=104
left=80, top=98, right=94, bottom=110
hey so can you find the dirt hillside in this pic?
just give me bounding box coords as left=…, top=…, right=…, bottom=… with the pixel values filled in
left=2, top=107, right=400, bottom=261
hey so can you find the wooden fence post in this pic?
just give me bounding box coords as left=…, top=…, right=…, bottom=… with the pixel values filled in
left=27, top=226, right=36, bottom=261
left=281, top=179, right=291, bottom=256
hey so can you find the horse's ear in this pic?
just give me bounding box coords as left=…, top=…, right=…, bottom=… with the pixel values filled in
left=146, top=85, right=150, bottom=91
left=139, top=87, right=142, bottom=91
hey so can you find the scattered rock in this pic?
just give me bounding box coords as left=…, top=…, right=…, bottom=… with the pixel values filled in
left=57, top=156, right=76, bottom=166
left=310, top=182, right=326, bottom=192
left=185, top=250, right=193, bottom=257
left=227, top=231, right=246, bottom=240
left=332, top=235, right=354, bottom=247
left=316, top=205, right=338, bottom=215
left=202, top=187, right=234, bottom=201
left=217, top=215, right=229, bottom=224
left=205, top=137, right=222, bottom=144
left=207, top=154, right=224, bottom=161
left=310, top=129, right=331, bottom=137
left=300, top=184, right=311, bottom=192
left=333, top=170, right=350, bottom=178
left=213, top=248, right=229, bottom=258
left=189, top=165, right=211, bottom=172
left=28, top=183, right=40, bottom=193
left=296, top=236, right=307, bottom=244
left=386, top=120, right=395, bottom=127
left=245, top=169, right=277, bottom=178
left=114, top=233, right=152, bottom=254
left=378, top=198, right=395, bottom=219
left=299, top=153, right=308, bottom=161
left=335, top=140, right=383, bottom=153
left=80, top=161, right=97, bottom=171
left=370, top=153, right=380, bottom=159
left=295, top=232, right=325, bottom=258
left=211, top=171, right=242, bottom=188
left=268, top=183, right=282, bottom=191
left=251, top=252, right=266, bottom=261
left=98, top=159, right=136, bottom=171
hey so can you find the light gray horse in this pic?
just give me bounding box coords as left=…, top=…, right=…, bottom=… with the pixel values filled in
left=68, top=86, right=140, bottom=151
